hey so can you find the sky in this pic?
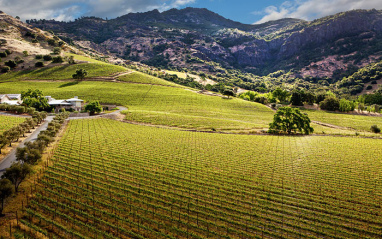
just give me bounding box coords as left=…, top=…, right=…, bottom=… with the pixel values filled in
left=0, top=0, right=382, bottom=24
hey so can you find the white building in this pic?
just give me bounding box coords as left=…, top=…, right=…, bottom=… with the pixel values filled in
left=0, top=94, right=21, bottom=105
left=47, top=96, right=84, bottom=112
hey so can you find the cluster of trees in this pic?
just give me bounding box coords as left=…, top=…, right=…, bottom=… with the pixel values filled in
left=0, top=112, right=47, bottom=154
left=21, top=89, right=51, bottom=112
left=85, top=101, right=102, bottom=115
left=0, top=112, right=69, bottom=215
left=0, top=104, right=35, bottom=115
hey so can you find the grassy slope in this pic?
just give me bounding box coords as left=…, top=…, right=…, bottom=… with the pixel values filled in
left=302, top=109, right=382, bottom=132
left=117, top=72, right=180, bottom=87
left=0, top=63, right=126, bottom=82
left=1, top=58, right=381, bottom=134
left=0, top=80, right=274, bottom=131
left=22, top=118, right=382, bottom=238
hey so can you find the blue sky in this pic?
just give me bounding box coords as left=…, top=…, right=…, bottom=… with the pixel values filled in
left=1, top=0, right=382, bottom=24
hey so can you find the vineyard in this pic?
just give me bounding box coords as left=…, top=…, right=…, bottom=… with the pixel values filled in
left=0, top=80, right=274, bottom=132
left=22, top=118, right=382, bottom=238
left=0, top=62, right=126, bottom=82
left=0, top=115, right=26, bottom=135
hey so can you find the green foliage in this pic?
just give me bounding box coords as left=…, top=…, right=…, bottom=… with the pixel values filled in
left=1, top=162, right=31, bottom=192
left=370, top=125, right=381, bottom=133
left=290, top=91, right=304, bottom=106
left=72, top=68, right=88, bottom=81
left=0, top=52, right=7, bottom=58
left=52, top=56, right=64, bottom=63
left=320, top=97, right=340, bottom=111
left=222, top=88, right=235, bottom=98
left=85, top=101, right=102, bottom=115
left=53, top=47, right=61, bottom=55
left=272, top=87, right=290, bottom=103
left=0, top=178, right=13, bottom=215
left=239, top=91, right=257, bottom=101
left=268, top=106, right=313, bottom=134
left=339, top=99, right=356, bottom=112
left=35, top=55, right=43, bottom=59
left=35, top=61, right=44, bottom=67
left=21, top=89, right=50, bottom=111
left=1, top=66, right=10, bottom=73
left=4, top=60, right=17, bottom=68
left=43, top=55, right=52, bottom=61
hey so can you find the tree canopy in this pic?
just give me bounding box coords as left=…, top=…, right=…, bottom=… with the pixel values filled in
left=72, top=69, right=88, bottom=81
left=85, top=101, right=102, bottom=115
left=268, top=107, right=313, bottom=135
left=21, top=89, right=50, bottom=111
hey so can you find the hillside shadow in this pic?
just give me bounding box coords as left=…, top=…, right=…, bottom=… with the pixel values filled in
left=58, top=81, right=80, bottom=88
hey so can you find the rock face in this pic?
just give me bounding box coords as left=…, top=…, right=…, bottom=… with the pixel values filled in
left=29, top=8, right=382, bottom=77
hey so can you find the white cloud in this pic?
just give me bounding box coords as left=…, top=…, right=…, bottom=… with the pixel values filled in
left=0, top=0, right=196, bottom=21
left=254, top=0, right=382, bottom=24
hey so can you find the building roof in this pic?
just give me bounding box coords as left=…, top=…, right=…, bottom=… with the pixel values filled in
left=6, top=94, right=21, bottom=99
left=3, top=101, right=20, bottom=105
left=66, top=98, right=84, bottom=102
left=48, top=100, right=72, bottom=106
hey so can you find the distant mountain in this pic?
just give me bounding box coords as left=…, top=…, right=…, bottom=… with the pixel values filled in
left=29, top=8, right=382, bottom=93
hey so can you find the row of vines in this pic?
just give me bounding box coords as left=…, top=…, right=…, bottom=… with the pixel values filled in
left=21, top=118, right=382, bottom=238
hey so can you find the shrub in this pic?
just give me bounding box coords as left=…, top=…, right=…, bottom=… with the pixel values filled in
left=320, top=97, right=340, bottom=111
left=5, top=49, right=12, bottom=55
left=53, top=47, right=61, bottom=55
left=52, top=56, right=63, bottom=63
left=371, top=125, right=381, bottom=133
left=4, top=60, right=17, bottom=68
left=35, top=55, right=43, bottom=59
left=1, top=66, right=10, bottom=73
left=35, top=62, right=44, bottom=67
left=366, top=85, right=373, bottom=90
left=0, top=52, right=7, bottom=58
left=43, top=55, right=52, bottom=61
left=371, top=80, right=377, bottom=84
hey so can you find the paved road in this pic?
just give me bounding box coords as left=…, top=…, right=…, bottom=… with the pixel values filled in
left=0, top=116, right=54, bottom=177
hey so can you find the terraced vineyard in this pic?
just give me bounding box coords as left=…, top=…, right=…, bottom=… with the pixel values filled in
left=0, top=115, right=26, bottom=134
left=23, top=118, right=382, bottom=238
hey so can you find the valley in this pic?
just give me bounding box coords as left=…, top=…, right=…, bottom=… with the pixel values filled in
left=0, top=7, right=382, bottom=239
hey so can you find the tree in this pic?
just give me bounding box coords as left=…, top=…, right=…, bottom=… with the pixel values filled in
left=268, top=107, right=313, bottom=135
left=53, top=47, right=61, bottom=54
left=290, top=91, right=304, bottom=106
left=21, top=89, right=50, bottom=111
left=85, top=101, right=102, bottom=115
left=222, top=88, right=235, bottom=98
left=35, top=61, right=44, bottom=67
left=0, top=179, right=13, bottom=216
left=72, top=69, right=88, bottom=81
left=2, top=162, right=31, bottom=192
left=272, top=88, right=290, bottom=103
left=319, top=97, right=340, bottom=111
left=0, top=136, right=9, bottom=154
left=4, top=60, right=17, bottom=69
